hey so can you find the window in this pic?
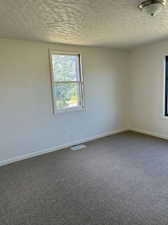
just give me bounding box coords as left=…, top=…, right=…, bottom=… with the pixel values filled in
left=49, top=50, right=84, bottom=113
left=165, top=56, right=168, bottom=116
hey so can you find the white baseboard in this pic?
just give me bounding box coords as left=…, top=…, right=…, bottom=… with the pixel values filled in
left=0, top=128, right=128, bottom=168
left=130, top=128, right=168, bottom=140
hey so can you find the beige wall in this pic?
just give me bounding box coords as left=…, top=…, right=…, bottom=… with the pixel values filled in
left=129, top=40, right=168, bottom=138
left=0, top=39, right=129, bottom=164
left=1, top=37, right=168, bottom=165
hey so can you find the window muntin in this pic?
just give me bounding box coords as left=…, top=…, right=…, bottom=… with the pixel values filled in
left=50, top=51, right=84, bottom=113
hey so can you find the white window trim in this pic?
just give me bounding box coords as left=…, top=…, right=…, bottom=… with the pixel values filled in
left=161, top=55, right=167, bottom=119
left=49, top=49, right=85, bottom=114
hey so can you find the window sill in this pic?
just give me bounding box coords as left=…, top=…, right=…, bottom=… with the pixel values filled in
left=161, top=115, right=168, bottom=120
left=54, top=106, right=86, bottom=115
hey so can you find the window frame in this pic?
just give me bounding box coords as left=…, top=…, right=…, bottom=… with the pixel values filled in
left=165, top=56, right=168, bottom=116
left=49, top=49, right=85, bottom=114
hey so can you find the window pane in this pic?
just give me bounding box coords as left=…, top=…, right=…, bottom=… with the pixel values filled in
left=52, top=54, right=80, bottom=82
left=53, top=83, right=81, bottom=110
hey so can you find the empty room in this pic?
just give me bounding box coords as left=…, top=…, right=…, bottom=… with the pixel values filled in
left=1, top=0, right=168, bottom=224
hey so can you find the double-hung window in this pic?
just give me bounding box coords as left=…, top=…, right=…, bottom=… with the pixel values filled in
left=49, top=50, right=84, bottom=113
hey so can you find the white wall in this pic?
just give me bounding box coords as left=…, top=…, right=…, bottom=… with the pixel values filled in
left=0, top=39, right=129, bottom=163
left=129, top=40, right=168, bottom=138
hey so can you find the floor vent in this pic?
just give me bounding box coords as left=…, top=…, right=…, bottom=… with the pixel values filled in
left=70, top=144, right=87, bottom=151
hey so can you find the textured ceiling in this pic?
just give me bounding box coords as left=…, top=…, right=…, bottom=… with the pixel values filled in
left=0, top=0, right=168, bottom=48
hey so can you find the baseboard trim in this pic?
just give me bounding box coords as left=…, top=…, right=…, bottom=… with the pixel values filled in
left=0, top=128, right=128, bottom=168
left=130, top=128, right=168, bottom=140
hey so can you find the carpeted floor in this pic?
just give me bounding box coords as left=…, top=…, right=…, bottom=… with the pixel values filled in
left=1, top=131, right=168, bottom=225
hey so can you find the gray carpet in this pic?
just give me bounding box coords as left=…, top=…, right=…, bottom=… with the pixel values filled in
left=1, top=132, right=168, bottom=225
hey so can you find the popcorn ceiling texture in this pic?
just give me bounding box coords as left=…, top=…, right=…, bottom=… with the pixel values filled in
left=0, top=0, right=168, bottom=48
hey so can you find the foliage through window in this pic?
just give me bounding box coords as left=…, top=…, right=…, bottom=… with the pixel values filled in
left=50, top=51, right=84, bottom=113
